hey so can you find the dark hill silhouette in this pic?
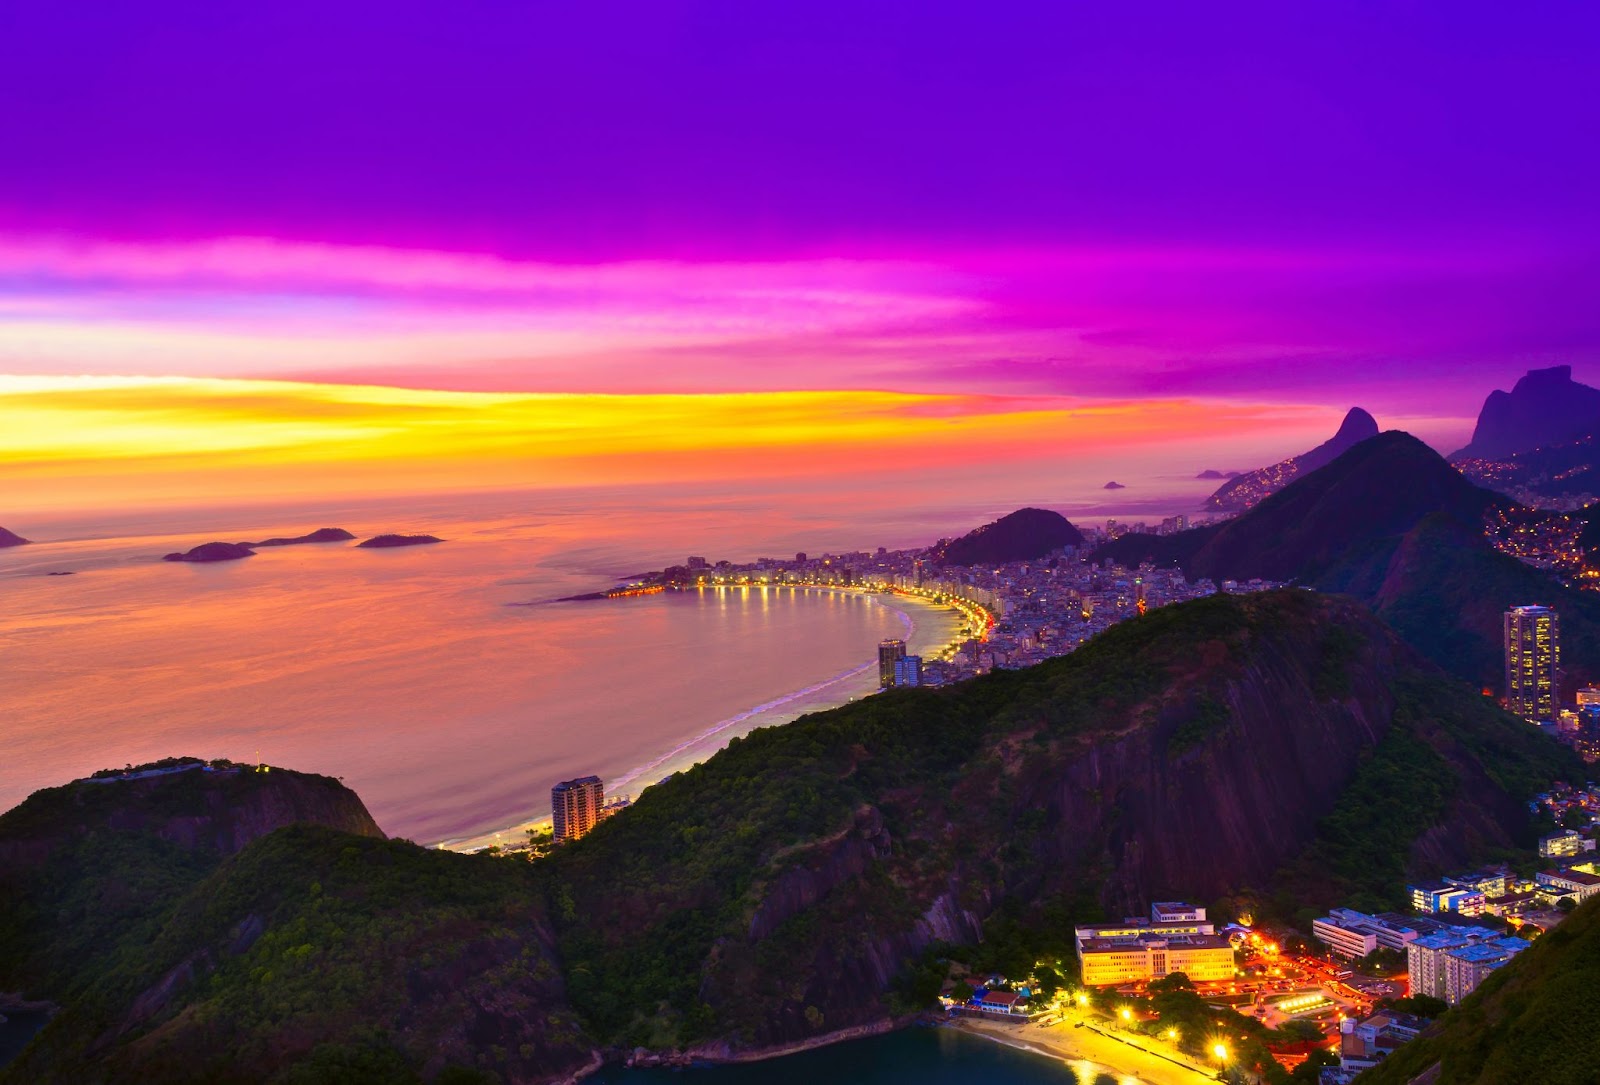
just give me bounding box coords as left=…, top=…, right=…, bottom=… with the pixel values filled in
left=934, top=507, right=1083, bottom=565
left=0, top=525, right=28, bottom=548
left=356, top=533, right=443, bottom=548
left=1452, top=365, right=1600, bottom=461
left=241, top=527, right=355, bottom=547
left=1208, top=406, right=1378, bottom=512
left=162, top=541, right=255, bottom=563
left=1099, top=431, right=1600, bottom=686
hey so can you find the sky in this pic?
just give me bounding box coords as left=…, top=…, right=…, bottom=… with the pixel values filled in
left=3, top=3, right=1599, bottom=511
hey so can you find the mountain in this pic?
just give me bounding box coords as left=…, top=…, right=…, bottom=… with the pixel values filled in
left=1452, top=365, right=1600, bottom=462
left=1208, top=406, right=1379, bottom=512
left=1, top=592, right=1578, bottom=1083
left=933, top=507, right=1083, bottom=565
left=1458, top=428, right=1600, bottom=503
left=1100, top=431, right=1600, bottom=687
left=0, top=526, right=29, bottom=548
left=1358, top=892, right=1600, bottom=1085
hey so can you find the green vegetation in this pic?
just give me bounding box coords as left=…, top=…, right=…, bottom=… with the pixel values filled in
left=0, top=590, right=1580, bottom=1081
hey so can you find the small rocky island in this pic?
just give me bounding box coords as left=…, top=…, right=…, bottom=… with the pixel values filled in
left=356, top=534, right=444, bottom=549
left=241, top=527, right=355, bottom=547
left=0, top=525, right=30, bottom=548
left=1103, top=480, right=1126, bottom=489
left=163, top=542, right=256, bottom=563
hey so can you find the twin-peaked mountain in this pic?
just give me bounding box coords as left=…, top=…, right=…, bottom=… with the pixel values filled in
left=1099, top=430, right=1600, bottom=687
left=0, top=591, right=1579, bottom=1083
left=932, top=506, right=1083, bottom=565
left=1206, top=406, right=1379, bottom=512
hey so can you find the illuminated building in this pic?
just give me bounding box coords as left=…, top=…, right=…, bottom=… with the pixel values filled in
left=1504, top=605, right=1560, bottom=723
left=893, top=654, right=922, bottom=687
left=878, top=639, right=906, bottom=688
left=1075, top=904, right=1232, bottom=985
left=551, top=775, right=604, bottom=843
left=1311, top=908, right=1425, bottom=960
left=1408, top=928, right=1528, bottom=1005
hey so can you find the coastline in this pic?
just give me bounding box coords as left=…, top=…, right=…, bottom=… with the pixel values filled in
left=434, top=585, right=967, bottom=852
left=946, top=1016, right=1222, bottom=1085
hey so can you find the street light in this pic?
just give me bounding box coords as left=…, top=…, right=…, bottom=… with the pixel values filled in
left=1212, top=1042, right=1229, bottom=1062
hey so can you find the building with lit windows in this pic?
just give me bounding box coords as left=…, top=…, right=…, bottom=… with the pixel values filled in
left=1538, top=829, right=1595, bottom=859
left=878, top=639, right=906, bottom=689
left=1075, top=903, right=1232, bottom=985
left=1409, top=880, right=1487, bottom=917
left=551, top=775, right=604, bottom=843
left=1408, top=928, right=1528, bottom=1005
left=893, top=654, right=922, bottom=687
left=1311, top=909, right=1426, bottom=960
left=1505, top=605, right=1560, bottom=723
left=1078, top=931, right=1234, bottom=986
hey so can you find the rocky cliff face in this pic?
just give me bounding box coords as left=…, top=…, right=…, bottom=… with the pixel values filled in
left=1452, top=365, right=1600, bottom=461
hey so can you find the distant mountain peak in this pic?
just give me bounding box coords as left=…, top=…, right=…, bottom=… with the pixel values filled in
left=1453, top=366, right=1600, bottom=461
left=1333, top=406, right=1378, bottom=441
left=0, top=524, right=28, bottom=548
left=1207, top=406, right=1378, bottom=512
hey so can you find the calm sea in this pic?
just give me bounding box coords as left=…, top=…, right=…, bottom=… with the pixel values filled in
left=0, top=476, right=1210, bottom=842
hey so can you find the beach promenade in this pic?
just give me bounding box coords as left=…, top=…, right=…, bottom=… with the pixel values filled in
left=950, top=1015, right=1223, bottom=1085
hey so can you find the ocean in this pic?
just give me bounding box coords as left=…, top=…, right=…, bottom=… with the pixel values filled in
left=0, top=475, right=1210, bottom=843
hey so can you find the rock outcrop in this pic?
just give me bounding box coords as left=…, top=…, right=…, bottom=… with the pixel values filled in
left=1452, top=365, right=1600, bottom=461
left=240, top=527, right=355, bottom=547
left=356, top=533, right=444, bottom=548
left=0, top=526, right=28, bottom=548
left=162, top=542, right=255, bottom=563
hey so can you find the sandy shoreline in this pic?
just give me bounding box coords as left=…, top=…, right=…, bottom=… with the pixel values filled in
left=434, top=586, right=967, bottom=852
left=948, top=1015, right=1223, bottom=1085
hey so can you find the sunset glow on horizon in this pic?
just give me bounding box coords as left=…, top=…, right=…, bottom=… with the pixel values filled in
left=0, top=375, right=1355, bottom=513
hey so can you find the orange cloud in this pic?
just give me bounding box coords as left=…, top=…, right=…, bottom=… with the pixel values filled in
left=0, top=376, right=1335, bottom=511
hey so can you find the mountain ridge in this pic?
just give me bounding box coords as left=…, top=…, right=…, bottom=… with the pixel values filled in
left=1207, top=406, right=1378, bottom=512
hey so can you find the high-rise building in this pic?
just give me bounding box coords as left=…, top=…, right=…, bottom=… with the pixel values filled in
left=1505, top=605, right=1560, bottom=723
left=551, top=775, right=604, bottom=843
left=878, top=639, right=906, bottom=688
left=894, top=654, right=922, bottom=687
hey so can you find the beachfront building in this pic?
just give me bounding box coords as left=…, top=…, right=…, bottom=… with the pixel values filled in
left=1075, top=903, right=1232, bottom=985
left=552, top=775, right=604, bottom=843
left=878, top=639, right=906, bottom=688
left=1311, top=909, right=1426, bottom=960
left=893, top=654, right=923, bottom=687
left=1078, top=931, right=1235, bottom=986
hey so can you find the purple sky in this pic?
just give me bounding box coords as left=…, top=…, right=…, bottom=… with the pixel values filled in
left=2, top=2, right=1599, bottom=436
